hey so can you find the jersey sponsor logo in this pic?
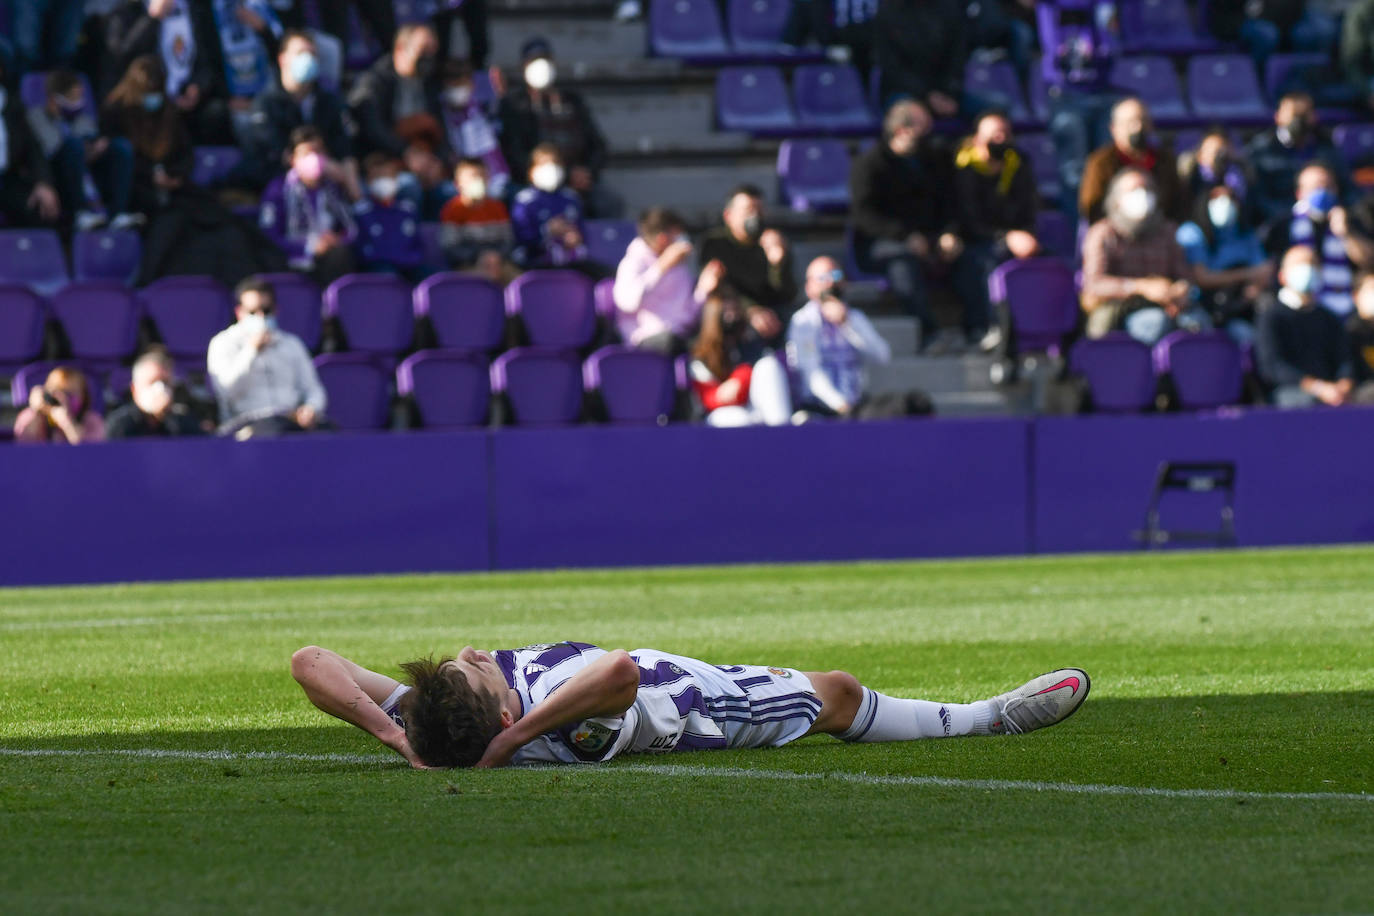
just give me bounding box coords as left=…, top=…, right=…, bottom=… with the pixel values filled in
left=767, top=667, right=792, bottom=678
left=523, top=663, right=550, bottom=676
left=570, top=721, right=614, bottom=753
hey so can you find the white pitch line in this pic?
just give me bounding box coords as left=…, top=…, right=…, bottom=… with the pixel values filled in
left=2, top=747, right=1370, bottom=803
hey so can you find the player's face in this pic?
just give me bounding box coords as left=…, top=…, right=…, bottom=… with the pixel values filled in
left=442, top=647, right=507, bottom=701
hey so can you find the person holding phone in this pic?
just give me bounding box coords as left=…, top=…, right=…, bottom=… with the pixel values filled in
left=13, top=365, right=106, bottom=444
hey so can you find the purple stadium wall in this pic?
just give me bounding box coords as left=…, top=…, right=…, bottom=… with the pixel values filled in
left=2, top=409, right=1372, bottom=586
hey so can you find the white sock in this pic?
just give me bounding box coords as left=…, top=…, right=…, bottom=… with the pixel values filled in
left=839, top=687, right=994, bottom=742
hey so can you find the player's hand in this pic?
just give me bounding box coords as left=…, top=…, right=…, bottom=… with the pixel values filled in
left=474, top=733, right=517, bottom=768
left=657, top=238, right=694, bottom=271
left=177, top=84, right=200, bottom=111
left=390, top=734, right=431, bottom=769
left=294, top=405, right=318, bottom=429
left=235, top=4, right=266, bottom=31
left=820, top=296, right=848, bottom=326
left=928, top=91, right=958, bottom=117
left=695, top=259, right=725, bottom=299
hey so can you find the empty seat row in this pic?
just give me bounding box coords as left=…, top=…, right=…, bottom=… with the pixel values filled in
left=650, top=0, right=821, bottom=62
left=718, top=64, right=876, bottom=135
left=1070, top=330, right=1248, bottom=412
left=0, top=229, right=142, bottom=295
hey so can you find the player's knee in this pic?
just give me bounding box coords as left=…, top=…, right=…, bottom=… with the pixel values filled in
left=827, top=671, right=863, bottom=709
left=290, top=645, right=322, bottom=683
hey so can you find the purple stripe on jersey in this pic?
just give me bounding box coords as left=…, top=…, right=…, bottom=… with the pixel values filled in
left=638, top=659, right=694, bottom=689
left=747, top=691, right=821, bottom=710
left=850, top=691, right=879, bottom=739
left=671, top=685, right=711, bottom=720
left=495, top=650, right=518, bottom=687
left=710, top=700, right=823, bottom=726
left=733, top=675, right=773, bottom=689
left=523, top=642, right=592, bottom=688
left=676, top=732, right=729, bottom=751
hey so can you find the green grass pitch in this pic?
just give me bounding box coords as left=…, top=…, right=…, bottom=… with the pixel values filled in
left=2, top=546, right=1372, bottom=914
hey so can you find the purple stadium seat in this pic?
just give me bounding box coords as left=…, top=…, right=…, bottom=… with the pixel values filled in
left=1069, top=333, right=1156, bottom=412
left=1109, top=56, right=1190, bottom=122
left=490, top=347, right=583, bottom=425
left=10, top=360, right=106, bottom=415
left=716, top=66, right=796, bottom=133
left=728, top=0, right=795, bottom=56
left=0, top=285, right=47, bottom=369
left=49, top=282, right=140, bottom=365
left=1120, top=0, right=1218, bottom=53
left=777, top=139, right=851, bottom=212
left=1034, top=210, right=1076, bottom=260
left=418, top=221, right=445, bottom=269
left=396, top=349, right=491, bottom=428
left=323, top=273, right=414, bottom=357
left=504, top=270, right=596, bottom=348
left=1264, top=53, right=1329, bottom=104
left=1334, top=123, right=1374, bottom=189
left=313, top=353, right=391, bottom=430
left=1153, top=330, right=1243, bottom=409
left=793, top=64, right=877, bottom=134
left=394, top=0, right=438, bottom=24
left=344, top=6, right=383, bottom=70
left=72, top=230, right=141, bottom=284
left=139, top=276, right=234, bottom=361
left=1019, top=132, right=1060, bottom=201
left=0, top=229, right=69, bottom=295
left=413, top=273, right=505, bottom=351
left=594, top=277, right=617, bottom=321
left=988, top=257, right=1080, bottom=353
left=963, top=59, right=1031, bottom=124
left=254, top=272, right=322, bottom=351
left=585, top=219, right=637, bottom=268
left=649, top=0, right=729, bottom=58
left=1026, top=64, right=1052, bottom=124
left=191, top=146, right=244, bottom=186
left=584, top=345, right=678, bottom=423
left=1187, top=55, right=1269, bottom=122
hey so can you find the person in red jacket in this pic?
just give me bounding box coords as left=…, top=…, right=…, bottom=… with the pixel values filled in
left=688, top=286, right=792, bottom=426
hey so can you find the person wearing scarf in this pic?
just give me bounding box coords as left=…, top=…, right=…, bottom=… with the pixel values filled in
left=1078, top=97, right=1183, bottom=224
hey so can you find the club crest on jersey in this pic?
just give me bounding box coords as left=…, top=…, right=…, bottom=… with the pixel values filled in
left=767, top=667, right=791, bottom=678
left=570, top=721, right=614, bottom=752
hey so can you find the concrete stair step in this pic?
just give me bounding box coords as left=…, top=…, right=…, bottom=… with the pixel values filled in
left=581, top=88, right=749, bottom=155
left=604, top=161, right=780, bottom=225
left=929, top=390, right=1018, bottom=417
left=486, top=18, right=646, bottom=69
left=869, top=316, right=919, bottom=356
left=867, top=354, right=1000, bottom=396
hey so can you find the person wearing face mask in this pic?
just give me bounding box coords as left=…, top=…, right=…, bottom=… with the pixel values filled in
left=1179, top=129, right=1253, bottom=213
left=510, top=143, right=592, bottom=269
left=689, top=285, right=795, bottom=427
left=1081, top=168, right=1203, bottom=344
left=100, top=54, right=194, bottom=217
left=1176, top=185, right=1273, bottom=344
left=611, top=207, right=708, bottom=355
left=1255, top=245, right=1355, bottom=408
left=14, top=366, right=106, bottom=445
left=259, top=126, right=358, bottom=285
left=437, top=58, right=510, bottom=199
left=0, top=58, right=63, bottom=228
left=1244, top=91, right=1343, bottom=223
left=105, top=348, right=207, bottom=438
left=698, top=184, right=797, bottom=347
left=353, top=152, right=427, bottom=279
left=438, top=157, right=513, bottom=275
left=208, top=276, right=329, bottom=437
left=1078, top=97, right=1182, bottom=224
left=349, top=24, right=443, bottom=159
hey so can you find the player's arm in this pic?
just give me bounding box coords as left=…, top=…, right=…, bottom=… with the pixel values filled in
left=476, top=649, right=641, bottom=768
left=290, top=645, right=428, bottom=769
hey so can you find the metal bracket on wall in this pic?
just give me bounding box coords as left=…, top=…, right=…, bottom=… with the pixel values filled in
left=1134, top=461, right=1237, bottom=549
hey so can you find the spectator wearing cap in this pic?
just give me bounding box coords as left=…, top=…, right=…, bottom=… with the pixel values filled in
left=437, top=58, right=510, bottom=199
left=697, top=184, right=795, bottom=347
left=259, top=126, right=358, bottom=285
left=1255, top=244, right=1356, bottom=407
left=14, top=366, right=106, bottom=445
left=1245, top=91, right=1344, bottom=224
left=105, top=348, right=207, bottom=438
left=348, top=23, right=442, bottom=159
left=354, top=152, right=427, bottom=280
left=1079, top=97, right=1183, bottom=224
left=499, top=37, right=617, bottom=218
left=439, top=157, right=514, bottom=279
left=0, top=56, right=63, bottom=228
left=509, top=143, right=589, bottom=268
left=613, top=207, right=708, bottom=355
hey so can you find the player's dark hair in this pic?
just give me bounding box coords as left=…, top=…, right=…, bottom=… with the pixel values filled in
left=398, top=656, right=503, bottom=768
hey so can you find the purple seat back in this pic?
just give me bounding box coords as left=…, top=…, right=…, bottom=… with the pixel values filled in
left=414, top=273, right=505, bottom=351
left=1188, top=55, right=1268, bottom=121
left=1019, top=132, right=1060, bottom=200
left=418, top=221, right=445, bottom=269
left=585, top=219, right=637, bottom=267
left=778, top=139, right=851, bottom=211
left=139, top=276, right=233, bottom=361
left=72, top=230, right=142, bottom=284
left=729, top=0, right=792, bottom=53
left=1069, top=333, right=1156, bottom=412
left=1120, top=0, right=1216, bottom=52
left=0, top=285, right=47, bottom=366
left=1333, top=123, right=1374, bottom=170
left=0, top=229, right=69, bottom=296
left=489, top=347, right=583, bottom=425
left=963, top=60, right=1031, bottom=123
left=988, top=258, right=1080, bottom=351
left=396, top=349, right=491, bottom=428
left=1034, top=210, right=1076, bottom=260
left=312, top=354, right=391, bottom=430
left=594, top=277, right=617, bottom=321
left=504, top=270, right=596, bottom=348
left=1026, top=64, right=1052, bottom=124
left=1264, top=53, right=1329, bottom=104
left=323, top=273, right=414, bottom=356
left=190, top=146, right=244, bottom=186
left=255, top=272, right=322, bottom=351
left=49, top=282, right=140, bottom=363
left=584, top=345, right=678, bottom=423
left=793, top=64, right=877, bottom=133
left=1153, top=330, right=1243, bottom=409
left=344, top=6, right=383, bottom=70
left=716, top=66, right=796, bottom=133
left=650, top=0, right=729, bottom=57
left=1109, top=56, right=1189, bottom=121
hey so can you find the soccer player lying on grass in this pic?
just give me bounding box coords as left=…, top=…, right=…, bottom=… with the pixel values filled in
left=291, top=642, right=1090, bottom=769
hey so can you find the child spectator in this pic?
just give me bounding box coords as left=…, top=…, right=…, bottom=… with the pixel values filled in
left=14, top=366, right=106, bottom=445
left=437, top=59, right=510, bottom=199
left=259, top=126, right=357, bottom=285
left=509, top=143, right=587, bottom=268
left=354, top=152, right=426, bottom=279
left=689, top=286, right=793, bottom=427
left=439, top=156, right=513, bottom=275
left=612, top=207, right=705, bottom=355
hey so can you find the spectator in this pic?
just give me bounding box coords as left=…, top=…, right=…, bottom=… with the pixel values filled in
left=1080, top=168, right=1204, bottom=344
left=698, top=184, right=796, bottom=347
left=400, top=141, right=455, bottom=221
left=952, top=109, right=1040, bottom=350
left=100, top=54, right=194, bottom=217
left=849, top=100, right=952, bottom=352
left=689, top=285, right=794, bottom=427
left=1255, top=245, right=1354, bottom=407
left=437, top=58, right=509, bottom=199
left=105, top=348, right=206, bottom=438
left=25, top=69, right=139, bottom=232
left=1346, top=271, right=1374, bottom=402
left=612, top=207, right=707, bottom=355
left=509, top=143, right=588, bottom=268
left=1213, top=1, right=1340, bottom=76
left=439, top=156, right=513, bottom=274
left=207, top=276, right=329, bottom=437
left=7, top=0, right=84, bottom=73
left=498, top=37, right=616, bottom=218
left=1079, top=97, right=1182, bottom=224
left=1176, top=184, right=1273, bottom=344
left=354, top=152, right=426, bottom=279
left=13, top=365, right=106, bottom=445
left=348, top=23, right=441, bottom=159
left=966, top=0, right=1036, bottom=93
left=1261, top=162, right=1374, bottom=318
left=241, top=29, right=357, bottom=194
left=258, top=125, right=358, bottom=285
left=203, top=0, right=283, bottom=113
left=1245, top=91, right=1343, bottom=224
left=787, top=256, right=931, bottom=419
left=0, top=57, right=62, bottom=228
left=1178, top=128, right=1253, bottom=215
left=872, top=0, right=970, bottom=118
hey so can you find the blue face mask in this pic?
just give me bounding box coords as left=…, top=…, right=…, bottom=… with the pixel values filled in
left=1305, top=188, right=1337, bottom=214
left=288, top=52, right=319, bottom=86
left=142, top=93, right=164, bottom=112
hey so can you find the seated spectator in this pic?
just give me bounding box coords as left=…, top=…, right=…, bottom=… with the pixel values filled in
left=100, top=54, right=194, bottom=217
left=612, top=207, right=706, bottom=355
left=1255, top=245, right=1355, bottom=408
left=25, top=69, right=138, bottom=232
left=353, top=152, right=426, bottom=279
left=1261, top=162, right=1374, bottom=318
left=1176, top=185, right=1273, bottom=343
left=872, top=0, right=970, bottom=118
left=0, top=56, right=62, bottom=228
left=1178, top=128, right=1253, bottom=215
left=1213, top=1, right=1340, bottom=76
left=1079, top=97, right=1182, bottom=224
left=242, top=29, right=358, bottom=194
left=207, top=276, right=329, bottom=437
left=1081, top=168, right=1205, bottom=344
left=259, top=126, right=358, bottom=285
left=848, top=100, right=953, bottom=352
left=348, top=23, right=441, bottom=159
left=1346, top=272, right=1374, bottom=403
left=787, top=257, right=931, bottom=419
left=953, top=109, right=1040, bottom=351
left=437, top=59, right=510, bottom=199
left=699, top=184, right=796, bottom=348
left=509, top=143, right=588, bottom=268
left=400, top=142, right=455, bottom=222
left=14, top=365, right=106, bottom=445
left=439, top=156, right=514, bottom=274
left=498, top=37, right=616, bottom=218
left=689, top=285, right=793, bottom=427
left=1245, top=91, right=1343, bottom=224
left=105, top=348, right=207, bottom=438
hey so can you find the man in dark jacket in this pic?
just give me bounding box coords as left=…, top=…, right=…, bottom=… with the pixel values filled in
left=348, top=23, right=442, bottom=159
left=698, top=184, right=797, bottom=345
left=872, top=0, right=970, bottom=119
left=1079, top=97, right=1182, bottom=224
left=0, top=58, right=62, bottom=227
left=105, top=349, right=208, bottom=438
left=1244, top=91, right=1344, bottom=223
left=1255, top=244, right=1355, bottom=407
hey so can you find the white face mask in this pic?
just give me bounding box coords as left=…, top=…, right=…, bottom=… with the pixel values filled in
left=525, top=58, right=555, bottom=91
left=1284, top=263, right=1317, bottom=299
left=445, top=85, right=472, bottom=107
left=1118, top=187, right=1156, bottom=221
left=240, top=312, right=267, bottom=334
left=370, top=176, right=399, bottom=201
left=1208, top=196, right=1237, bottom=228
left=459, top=178, right=487, bottom=201
left=531, top=163, right=564, bottom=192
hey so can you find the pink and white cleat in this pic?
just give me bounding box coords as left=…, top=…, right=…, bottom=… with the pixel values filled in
left=987, top=668, right=1090, bottom=735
